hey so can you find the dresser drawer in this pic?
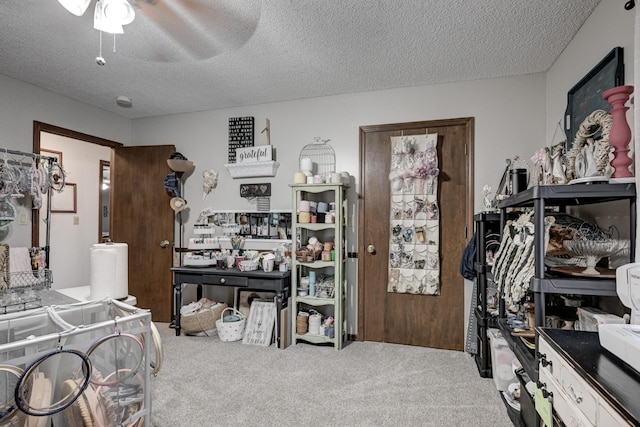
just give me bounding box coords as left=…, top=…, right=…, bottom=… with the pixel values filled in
left=202, top=275, right=248, bottom=287
left=598, top=400, right=631, bottom=427
left=539, top=368, right=593, bottom=427
left=561, top=360, right=598, bottom=424
left=552, top=383, right=595, bottom=427
left=538, top=336, right=562, bottom=378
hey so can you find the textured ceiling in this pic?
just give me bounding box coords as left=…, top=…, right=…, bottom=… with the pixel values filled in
left=0, top=0, right=601, bottom=119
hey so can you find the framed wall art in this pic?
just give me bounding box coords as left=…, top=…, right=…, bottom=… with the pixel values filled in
left=51, top=182, right=77, bottom=213
left=564, top=47, right=624, bottom=150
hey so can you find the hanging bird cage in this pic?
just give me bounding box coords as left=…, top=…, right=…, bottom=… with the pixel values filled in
left=299, top=138, right=336, bottom=176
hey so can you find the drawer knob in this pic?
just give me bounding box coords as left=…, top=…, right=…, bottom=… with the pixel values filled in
left=220, top=278, right=226, bottom=284
left=536, top=381, right=553, bottom=399
left=540, top=354, right=552, bottom=368
left=568, top=384, right=583, bottom=404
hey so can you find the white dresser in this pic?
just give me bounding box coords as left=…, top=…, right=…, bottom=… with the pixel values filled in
left=536, top=328, right=640, bottom=426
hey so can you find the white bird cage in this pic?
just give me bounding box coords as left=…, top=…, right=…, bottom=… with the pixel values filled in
left=299, top=138, right=336, bottom=176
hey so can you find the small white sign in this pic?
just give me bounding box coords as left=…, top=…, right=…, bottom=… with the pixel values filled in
left=236, top=146, right=273, bottom=163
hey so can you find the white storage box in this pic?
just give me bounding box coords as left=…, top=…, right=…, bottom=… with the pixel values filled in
left=576, top=307, right=625, bottom=332
left=487, top=328, right=517, bottom=391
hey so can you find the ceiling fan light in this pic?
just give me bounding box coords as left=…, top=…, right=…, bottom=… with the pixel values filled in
left=94, top=0, right=124, bottom=34
left=57, top=0, right=91, bottom=16
left=102, top=0, right=135, bottom=25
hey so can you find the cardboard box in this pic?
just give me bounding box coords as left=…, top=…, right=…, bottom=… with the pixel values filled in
left=576, top=307, right=625, bottom=332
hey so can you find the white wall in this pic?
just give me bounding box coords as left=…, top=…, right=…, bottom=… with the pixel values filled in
left=38, top=134, right=111, bottom=289
left=0, top=74, right=131, bottom=248
left=132, top=75, right=546, bottom=222
left=132, top=74, right=547, bottom=334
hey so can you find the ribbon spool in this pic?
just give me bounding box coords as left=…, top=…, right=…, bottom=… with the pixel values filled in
left=294, top=172, right=306, bottom=184
left=308, top=201, right=317, bottom=213
left=317, top=201, right=329, bottom=213
left=296, top=312, right=309, bottom=334
left=298, top=211, right=311, bottom=223
left=325, top=213, right=334, bottom=224
left=308, top=314, right=321, bottom=335
left=298, top=200, right=310, bottom=212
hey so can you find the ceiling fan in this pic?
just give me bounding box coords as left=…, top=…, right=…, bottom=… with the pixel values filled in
left=56, top=0, right=262, bottom=64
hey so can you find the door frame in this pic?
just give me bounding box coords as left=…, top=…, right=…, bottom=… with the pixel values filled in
left=356, top=118, right=474, bottom=341
left=32, top=121, right=123, bottom=248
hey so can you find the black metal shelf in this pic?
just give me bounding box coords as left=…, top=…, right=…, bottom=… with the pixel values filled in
left=531, top=276, right=617, bottom=296
left=472, top=212, right=503, bottom=380
left=474, top=307, right=498, bottom=328
left=498, top=182, right=636, bottom=209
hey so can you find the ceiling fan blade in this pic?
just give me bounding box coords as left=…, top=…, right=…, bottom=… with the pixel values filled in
left=123, top=0, right=261, bottom=62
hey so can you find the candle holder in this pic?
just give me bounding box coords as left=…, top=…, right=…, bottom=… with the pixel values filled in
left=602, top=85, right=634, bottom=182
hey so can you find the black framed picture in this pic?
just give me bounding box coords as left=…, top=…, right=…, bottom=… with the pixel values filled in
left=564, top=47, right=624, bottom=151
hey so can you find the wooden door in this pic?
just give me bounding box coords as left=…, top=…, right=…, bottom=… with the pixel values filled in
left=358, top=119, right=474, bottom=350
left=111, top=145, right=176, bottom=322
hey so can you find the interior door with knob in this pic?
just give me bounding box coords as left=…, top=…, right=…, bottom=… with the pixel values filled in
left=358, top=119, right=473, bottom=350
left=111, top=145, right=176, bottom=322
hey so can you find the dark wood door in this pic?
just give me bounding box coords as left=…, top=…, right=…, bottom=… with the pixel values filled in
left=358, top=119, right=474, bottom=350
left=111, top=145, right=176, bottom=322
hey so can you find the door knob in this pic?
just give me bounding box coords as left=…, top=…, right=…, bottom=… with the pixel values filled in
left=367, top=244, right=376, bottom=254
left=160, top=240, right=170, bottom=248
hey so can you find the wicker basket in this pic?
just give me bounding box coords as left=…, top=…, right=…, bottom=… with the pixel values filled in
left=181, top=303, right=228, bottom=336
left=216, top=307, right=246, bottom=342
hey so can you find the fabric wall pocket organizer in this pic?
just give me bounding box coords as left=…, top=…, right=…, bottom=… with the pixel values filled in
left=387, top=133, right=440, bottom=295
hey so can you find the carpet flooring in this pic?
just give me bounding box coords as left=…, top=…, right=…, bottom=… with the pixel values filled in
left=150, top=323, right=513, bottom=426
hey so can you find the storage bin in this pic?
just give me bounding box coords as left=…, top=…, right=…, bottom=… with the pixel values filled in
left=487, top=328, right=517, bottom=391
left=576, top=307, right=625, bottom=332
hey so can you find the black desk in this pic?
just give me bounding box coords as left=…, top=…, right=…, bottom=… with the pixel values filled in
left=171, top=266, right=291, bottom=346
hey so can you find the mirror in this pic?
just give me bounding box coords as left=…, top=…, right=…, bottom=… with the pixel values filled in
left=99, top=160, right=110, bottom=242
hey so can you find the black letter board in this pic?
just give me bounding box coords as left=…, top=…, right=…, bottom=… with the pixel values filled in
left=228, top=116, right=255, bottom=163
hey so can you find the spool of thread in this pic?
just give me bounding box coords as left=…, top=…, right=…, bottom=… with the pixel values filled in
left=294, top=172, right=306, bottom=184
left=299, top=200, right=310, bottom=212
left=308, top=314, right=321, bottom=335
left=325, top=213, right=334, bottom=224
left=321, top=251, right=331, bottom=261
left=323, top=242, right=334, bottom=251
left=298, top=211, right=311, bottom=223
left=316, top=212, right=326, bottom=223
left=317, top=201, right=329, bottom=213
left=300, top=157, right=313, bottom=173
left=310, top=215, right=317, bottom=223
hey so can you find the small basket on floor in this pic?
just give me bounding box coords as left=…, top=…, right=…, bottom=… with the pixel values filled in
left=216, top=307, right=246, bottom=342
left=181, top=303, right=228, bottom=336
